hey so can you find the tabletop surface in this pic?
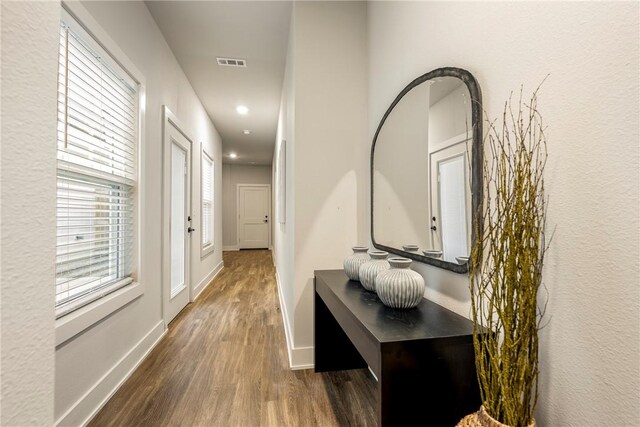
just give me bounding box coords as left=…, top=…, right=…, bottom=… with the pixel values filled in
left=315, top=269, right=477, bottom=344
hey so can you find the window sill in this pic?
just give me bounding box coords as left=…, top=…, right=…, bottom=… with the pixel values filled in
left=201, top=243, right=215, bottom=259
left=55, top=282, right=144, bottom=347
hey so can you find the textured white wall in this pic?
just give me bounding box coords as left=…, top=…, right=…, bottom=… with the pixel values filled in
left=221, top=163, right=272, bottom=247
left=0, top=2, right=60, bottom=424
left=272, top=1, right=368, bottom=366
left=54, top=1, right=223, bottom=424
left=368, top=2, right=639, bottom=425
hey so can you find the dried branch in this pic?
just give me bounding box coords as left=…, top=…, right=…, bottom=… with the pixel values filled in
left=469, top=81, right=550, bottom=426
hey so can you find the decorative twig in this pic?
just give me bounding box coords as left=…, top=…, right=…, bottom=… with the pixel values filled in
left=469, top=80, right=550, bottom=426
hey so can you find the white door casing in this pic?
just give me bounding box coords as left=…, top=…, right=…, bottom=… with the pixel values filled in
left=429, top=139, right=471, bottom=263
left=237, top=184, right=271, bottom=249
left=162, top=106, right=193, bottom=325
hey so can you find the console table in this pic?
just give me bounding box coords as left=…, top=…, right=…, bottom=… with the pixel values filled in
left=314, top=269, right=481, bottom=426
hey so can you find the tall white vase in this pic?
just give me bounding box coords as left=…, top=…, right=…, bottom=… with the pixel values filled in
left=375, top=257, right=425, bottom=309
left=343, top=247, right=369, bottom=281
left=358, top=251, right=390, bottom=292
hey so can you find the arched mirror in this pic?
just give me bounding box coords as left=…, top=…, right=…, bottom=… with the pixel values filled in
left=371, top=67, right=482, bottom=273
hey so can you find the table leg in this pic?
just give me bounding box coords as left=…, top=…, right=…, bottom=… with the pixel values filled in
left=314, top=288, right=367, bottom=373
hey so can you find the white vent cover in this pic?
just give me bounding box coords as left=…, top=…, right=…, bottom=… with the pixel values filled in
left=217, top=57, right=247, bottom=67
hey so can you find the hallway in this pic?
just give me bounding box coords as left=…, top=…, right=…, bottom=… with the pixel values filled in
left=89, top=250, right=377, bottom=426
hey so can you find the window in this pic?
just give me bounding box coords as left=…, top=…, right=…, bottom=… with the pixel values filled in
left=201, top=151, right=214, bottom=256
left=55, top=12, right=139, bottom=317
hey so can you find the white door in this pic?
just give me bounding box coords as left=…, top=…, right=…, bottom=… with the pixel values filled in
left=429, top=141, right=471, bottom=263
left=163, top=110, right=192, bottom=325
left=238, top=185, right=270, bottom=249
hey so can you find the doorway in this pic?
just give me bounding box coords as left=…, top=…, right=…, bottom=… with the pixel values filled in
left=429, top=140, right=471, bottom=263
left=237, top=184, right=271, bottom=249
left=162, top=107, right=193, bottom=325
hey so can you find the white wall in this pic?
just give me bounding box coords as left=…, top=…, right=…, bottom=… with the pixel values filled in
left=222, top=163, right=272, bottom=249
left=368, top=2, right=639, bottom=425
left=272, top=18, right=296, bottom=361
left=272, top=1, right=368, bottom=368
left=0, top=2, right=60, bottom=424
left=53, top=2, right=224, bottom=425
left=428, top=83, right=470, bottom=146
left=374, top=82, right=430, bottom=249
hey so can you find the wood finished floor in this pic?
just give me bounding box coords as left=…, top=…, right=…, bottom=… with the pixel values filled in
left=89, top=250, right=377, bottom=427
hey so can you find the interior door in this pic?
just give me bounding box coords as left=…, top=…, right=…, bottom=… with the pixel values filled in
left=238, top=185, right=270, bottom=249
left=429, top=141, right=471, bottom=263
left=164, top=114, right=192, bottom=325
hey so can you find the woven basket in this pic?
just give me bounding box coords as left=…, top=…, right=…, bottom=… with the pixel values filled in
left=457, top=406, right=536, bottom=427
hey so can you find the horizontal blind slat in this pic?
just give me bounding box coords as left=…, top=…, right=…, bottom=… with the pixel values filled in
left=56, top=19, right=137, bottom=311
left=59, top=131, right=135, bottom=169
left=59, top=99, right=137, bottom=148
left=65, top=33, right=136, bottom=97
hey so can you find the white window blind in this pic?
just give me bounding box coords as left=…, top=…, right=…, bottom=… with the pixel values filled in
left=202, top=152, right=214, bottom=249
left=56, top=17, right=138, bottom=316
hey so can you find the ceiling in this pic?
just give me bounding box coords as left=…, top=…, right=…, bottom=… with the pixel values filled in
left=146, top=1, right=292, bottom=165
left=429, top=77, right=464, bottom=106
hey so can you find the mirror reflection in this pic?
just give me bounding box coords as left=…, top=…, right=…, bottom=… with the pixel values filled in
left=373, top=76, right=472, bottom=265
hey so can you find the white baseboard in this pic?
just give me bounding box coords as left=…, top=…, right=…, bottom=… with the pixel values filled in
left=274, top=267, right=314, bottom=370
left=222, top=245, right=239, bottom=251
left=192, top=260, right=224, bottom=301
left=56, top=321, right=166, bottom=427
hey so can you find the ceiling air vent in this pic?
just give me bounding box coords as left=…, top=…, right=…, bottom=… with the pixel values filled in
left=217, top=57, right=247, bottom=67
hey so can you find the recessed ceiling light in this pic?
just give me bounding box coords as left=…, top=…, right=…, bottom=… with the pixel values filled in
left=236, top=105, right=249, bottom=115
left=243, top=130, right=251, bottom=135
left=229, top=153, right=238, bottom=159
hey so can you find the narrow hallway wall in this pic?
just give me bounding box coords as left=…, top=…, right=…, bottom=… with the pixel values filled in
left=1, top=2, right=60, bottom=423
left=368, top=2, right=639, bottom=424
left=53, top=2, right=224, bottom=425
left=272, top=1, right=368, bottom=368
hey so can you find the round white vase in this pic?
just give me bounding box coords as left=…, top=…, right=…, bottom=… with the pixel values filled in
left=343, top=247, right=369, bottom=281
left=375, top=257, right=425, bottom=309
left=358, top=251, right=390, bottom=292
left=402, top=245, right=419, bottom=253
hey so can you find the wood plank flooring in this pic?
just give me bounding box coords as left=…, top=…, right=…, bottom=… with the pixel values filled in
left=89, top=250, right=377, bottom=427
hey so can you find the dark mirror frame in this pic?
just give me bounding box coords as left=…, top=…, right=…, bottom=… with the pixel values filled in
left=370, top=67, right=483, bottom=274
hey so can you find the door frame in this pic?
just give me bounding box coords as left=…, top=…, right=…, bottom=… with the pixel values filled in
left=428, top=135, right=472, bottom=258
left=161, top=105, right=194, bottom=326
left=236, top=183, right=272, bottom=249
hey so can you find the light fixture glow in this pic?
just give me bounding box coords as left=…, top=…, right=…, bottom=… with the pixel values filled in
left=229, top=153, right=238, bottom=159
left=242, top=130, right=251, bottom=135
left=236, top=105, right=249, bottom=115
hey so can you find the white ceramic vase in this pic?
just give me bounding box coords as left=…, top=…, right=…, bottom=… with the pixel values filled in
left=358, top=251, right=390, bottom=292
left=375, top=257, right=425, bottom=309
left=423, top=249, right=443, bottom=259
left=343, top=247, right=369, bottom=281
left=402, top=244, right=419, bottom=253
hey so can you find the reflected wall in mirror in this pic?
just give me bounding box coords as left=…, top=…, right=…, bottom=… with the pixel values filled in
left=371, top=68, right=482, bottom=273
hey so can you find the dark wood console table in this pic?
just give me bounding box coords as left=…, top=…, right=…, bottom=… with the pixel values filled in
left=314, top=269, right=481, bottom=426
